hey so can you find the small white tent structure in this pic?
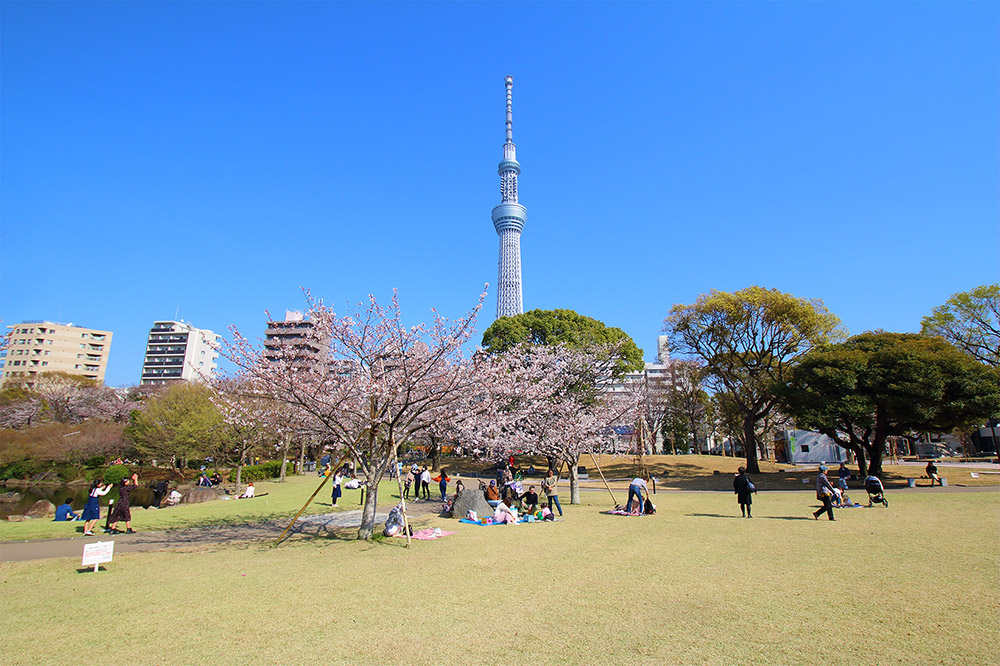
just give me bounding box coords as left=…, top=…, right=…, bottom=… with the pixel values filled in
left=781, top=430, right=846, bottom=465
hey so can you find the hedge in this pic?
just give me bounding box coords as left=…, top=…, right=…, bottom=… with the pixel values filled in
left=228, top=461, right=286, bottom=483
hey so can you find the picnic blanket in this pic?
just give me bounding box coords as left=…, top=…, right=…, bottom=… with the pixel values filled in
left=392, top=528, right=456, bottom=540
left=602, top=510, right=656, bottom=516
left=459, top=517, right=552, bottom=526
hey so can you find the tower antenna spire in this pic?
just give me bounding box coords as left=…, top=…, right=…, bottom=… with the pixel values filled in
left=492, top=75, right=527, bottom=319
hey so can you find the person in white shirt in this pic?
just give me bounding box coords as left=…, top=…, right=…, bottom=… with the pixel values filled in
left=239, top=482, right=255, bottom=499
left=627, top=477, right=648, bottom=514
left=420, top=467, right=432, bottom=500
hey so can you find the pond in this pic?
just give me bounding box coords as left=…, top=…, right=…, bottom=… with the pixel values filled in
left=0, top=484, right=157, bottom=520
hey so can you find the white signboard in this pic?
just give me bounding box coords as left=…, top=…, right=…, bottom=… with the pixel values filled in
left=82, top=540, right=114, bottom=572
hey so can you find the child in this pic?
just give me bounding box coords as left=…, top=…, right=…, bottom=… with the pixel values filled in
left=54, top=498, right=80, bottom=522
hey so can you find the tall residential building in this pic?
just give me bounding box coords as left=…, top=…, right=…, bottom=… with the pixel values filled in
left=2, top=321, right=113, bottom=386
left=264, top=311, right=330, bottom=369
left=492, top=75, right=527, bottom=319
left=140, top=321, right=220, bottom=385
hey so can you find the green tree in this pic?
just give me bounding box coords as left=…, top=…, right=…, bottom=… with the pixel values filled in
left=921, top=284, right=999, bottom=367
left=481, top=309, right=644, bottom=375
left=782, top=332, right=1000, bottom=477
left=125, top=382, right=223, bottom=468
left=665, top=286, right=844, bottom=473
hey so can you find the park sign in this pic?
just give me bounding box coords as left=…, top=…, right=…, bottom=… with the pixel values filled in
left=82, top=540, right=114, bottom=572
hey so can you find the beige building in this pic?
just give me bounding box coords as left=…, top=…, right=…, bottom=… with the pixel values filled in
left=2, top=321, right=113, bottom=386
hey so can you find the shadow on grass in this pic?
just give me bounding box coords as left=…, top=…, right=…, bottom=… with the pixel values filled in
left=687, top=513, right=814, bottom=521
left=75, top=566, right=107, bottom=573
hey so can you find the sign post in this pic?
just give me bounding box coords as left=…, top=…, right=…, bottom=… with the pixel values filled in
left=82, top=540, right=114, bottom=572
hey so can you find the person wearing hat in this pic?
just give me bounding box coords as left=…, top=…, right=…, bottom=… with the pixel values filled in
left=813, top=465, right=836, bottom=521
left=484, top=479, right=501, bottom=507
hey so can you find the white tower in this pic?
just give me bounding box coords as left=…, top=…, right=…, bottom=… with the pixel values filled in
left=491, top=75, right=527, bottom=319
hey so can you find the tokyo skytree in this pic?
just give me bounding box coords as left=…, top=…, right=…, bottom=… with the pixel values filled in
left=492, top=75, right=527, bottom=319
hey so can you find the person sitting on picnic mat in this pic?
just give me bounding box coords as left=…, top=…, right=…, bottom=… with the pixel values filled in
left=484, top=479, right=501, bottom=507
left=492, top=501, right=519, bottom=524
left=520, top=486, right=539, bottom=514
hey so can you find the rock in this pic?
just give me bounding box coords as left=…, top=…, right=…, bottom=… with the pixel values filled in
left=181, top=488, right=218, bottom=504
left=25, top=499, right=56, bottom=518
left=0, top=491, right=22, bottom=503
left=449, top=489, right=493, bottom=519
left=6, top=514, right=28, bottom=521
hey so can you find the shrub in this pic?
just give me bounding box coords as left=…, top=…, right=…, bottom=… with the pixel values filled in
left=84, top=455, right=106, bottom=469
left=104, top=464, right=131, bottom=485
left=228, top=461, right=285, bottom=483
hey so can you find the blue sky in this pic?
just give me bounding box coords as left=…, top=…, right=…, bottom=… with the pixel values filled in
left=2, top=1, right=997, bottom=387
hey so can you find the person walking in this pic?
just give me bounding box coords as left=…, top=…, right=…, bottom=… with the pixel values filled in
left=331, top=469, right=343, bottom=506
left=812, top=465, right=836, bottom=521
left=434, top=470, right=450, bottom=500
left=420, top=467, right=432, bottom=500
left=733, top=466, right=756, bottom=518
left=541, top=469, right=562, bottom=517
left=108, top=473, right=138, bottom=534
left=82, top=480, right=113, bottom=536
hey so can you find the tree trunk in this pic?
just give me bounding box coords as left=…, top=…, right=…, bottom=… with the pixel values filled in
left=430, top=436, right=442, bottom=472
left=279, top=436, right=290, bottom=482
left=235, top=455, right=244, bottom=487
left=357, top=476, right=379, bottom=540
left=567, top=454, right=581, bottom=504
left=743, top=417, right=761, bottom=474
left=854, top=446, right=868, bottom=478
left=297, top=441, right=306, bottom=475
left=865, top=438, right=885, bottom=478
left=546, top=455, right=558, bottom=472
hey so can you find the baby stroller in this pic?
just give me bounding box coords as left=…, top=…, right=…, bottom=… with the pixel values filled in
left=865, top=476, right=888, bottom=507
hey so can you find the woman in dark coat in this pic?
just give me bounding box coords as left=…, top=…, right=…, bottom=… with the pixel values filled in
left=108, top=473, right=138, bottom=534
left=733, top=466, right=756, bottom=518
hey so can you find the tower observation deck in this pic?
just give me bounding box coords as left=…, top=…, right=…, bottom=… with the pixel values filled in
left=492, top=75, right=527, bottom=319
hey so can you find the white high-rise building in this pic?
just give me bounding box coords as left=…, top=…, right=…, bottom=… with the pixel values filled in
left=139, top=321, right=220, bottom=385
left=492, top=76, right=527, bottom=319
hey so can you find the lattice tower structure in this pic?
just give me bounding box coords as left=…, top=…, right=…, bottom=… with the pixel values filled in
left=491, top=75, right=527, bottom=319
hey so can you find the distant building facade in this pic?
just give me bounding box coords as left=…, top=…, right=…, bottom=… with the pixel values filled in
left=2, top=321, right=113, bottom=386
left=140, top=320, right=220, bottom=385
left=264, top=311, right=331, bottom=370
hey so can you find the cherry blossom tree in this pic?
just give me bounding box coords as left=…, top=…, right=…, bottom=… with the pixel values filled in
left=219, top=289, right=486, bottom=540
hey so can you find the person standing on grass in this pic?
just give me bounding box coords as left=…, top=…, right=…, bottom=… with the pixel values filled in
left=82, top=480, right=112, bottom=536
left=626, top=475, right=649, bottom=514
left=108, top=473, right=139, bottom=534
left=733, top=466, right=756, bottom=518
left=542, top=469, right=562, bottom=517
left=812, top=465, right=836, bottom=521
left=420, top=467, right=432, bottom=500
left=403, top=467, right=414, bottom=500
left=434, top=470, right=450, bottom=500
left=331, top=469, right=343, bottom=506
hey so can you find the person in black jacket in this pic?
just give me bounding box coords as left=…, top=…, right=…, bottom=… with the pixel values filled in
left=733, top=466, right=756, bottom=518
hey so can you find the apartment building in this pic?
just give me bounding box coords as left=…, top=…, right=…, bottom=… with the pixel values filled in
left=264, top=310, right=331, bottom=370
left=2, top=321, right=113, bottom=386
left=140, top=321, right=220, bottom=385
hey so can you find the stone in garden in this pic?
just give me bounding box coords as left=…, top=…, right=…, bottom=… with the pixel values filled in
left=6, top=514, right=28, bottom=521
left=181, top=488, right=218, bottom=504
left=25, top=499, right=56, bottom=518
left=0, top=491, right=22, bottom=503
left=449, top=489, right=493, bottom=519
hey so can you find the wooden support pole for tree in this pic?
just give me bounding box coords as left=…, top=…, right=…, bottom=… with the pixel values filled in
left=274, top=451, right=350, bottom=547
left=390, top=438, right=412, bottom=547
left=589, top=451, right=619, bottom=506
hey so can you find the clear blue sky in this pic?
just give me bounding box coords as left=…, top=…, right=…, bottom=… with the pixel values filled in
left=2, top=1, right=997, bottom=387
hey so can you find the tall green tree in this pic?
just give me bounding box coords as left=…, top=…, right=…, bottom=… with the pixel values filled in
left=665, top=286, right=844, bottom=473
left=125, top=382, right=223, bottom=468
left=782, top=332, right=1000, bottom=477
left=481, top=309, right=644, bottom=374
left=921, top=284, right=999, bottom=367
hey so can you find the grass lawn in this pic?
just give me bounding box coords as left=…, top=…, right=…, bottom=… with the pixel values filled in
left=0, top=475, right=403, bottom=541
left=1, top=488, right=997, bottom=665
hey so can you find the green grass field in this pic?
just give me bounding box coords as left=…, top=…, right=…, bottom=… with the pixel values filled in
left=2, top=487, right=997, bottom=665
left=0, top=475, right=394, bottom=541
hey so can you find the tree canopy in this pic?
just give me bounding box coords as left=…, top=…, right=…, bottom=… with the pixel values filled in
left=665, top=286, right=844, bottom=473
left=481, top=309, right=644, bottom=375
left=125, top=382, right=224, bottom=466
left=921, top=284, right=999, bottom=367
left=782, top=331, right=1000, bottom=477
